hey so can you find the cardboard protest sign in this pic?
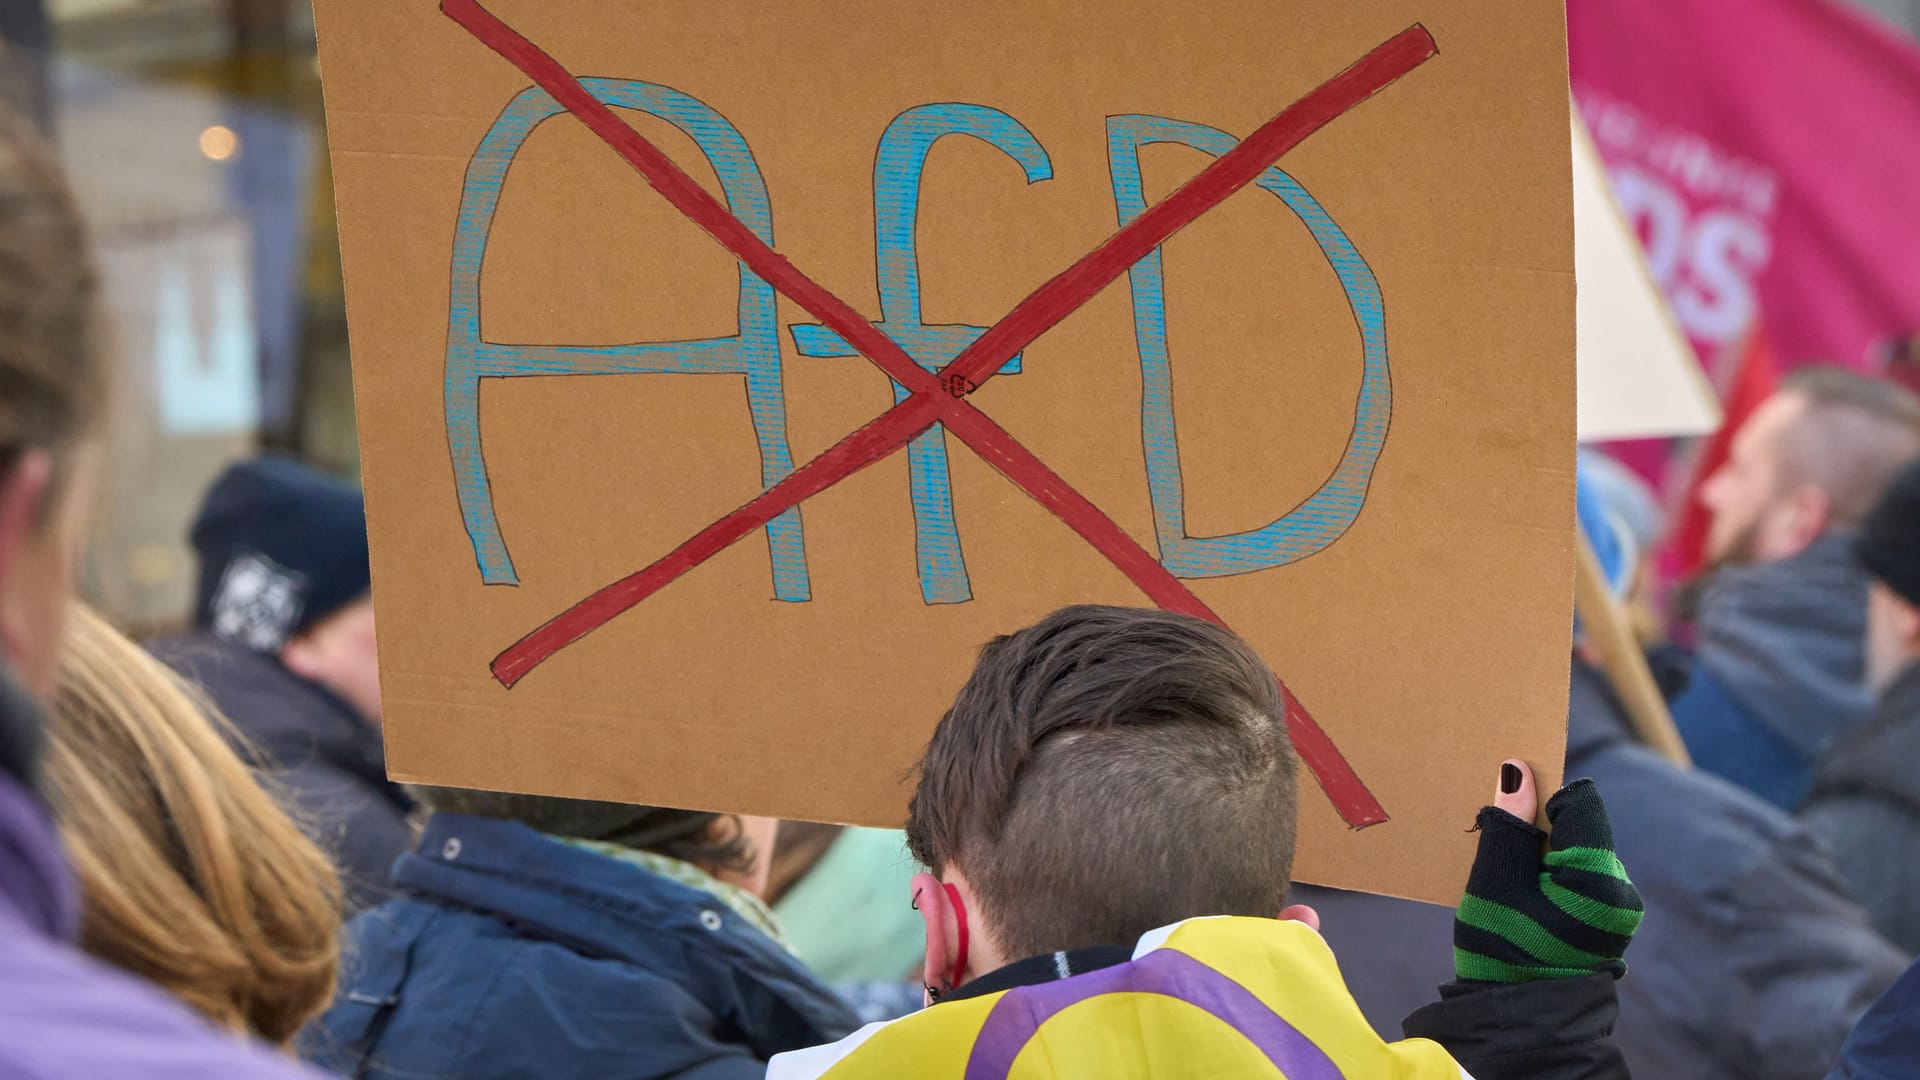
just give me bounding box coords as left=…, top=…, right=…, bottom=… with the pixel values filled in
left=1573, top=110, right=1721, bottom=444
left=314, top=0, right=1574, bottom=903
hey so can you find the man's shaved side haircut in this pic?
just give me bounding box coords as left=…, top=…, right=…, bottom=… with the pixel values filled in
left=1778, top=366, right=1920, bottom=527
left=906, top=605, right=1299, bottom=961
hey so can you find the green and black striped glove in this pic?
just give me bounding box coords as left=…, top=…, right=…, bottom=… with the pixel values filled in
left=1453, top=778, right=1643, bottom=984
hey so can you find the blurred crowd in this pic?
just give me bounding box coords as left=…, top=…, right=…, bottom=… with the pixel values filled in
left=2, top=74, right=1920, bottom=1080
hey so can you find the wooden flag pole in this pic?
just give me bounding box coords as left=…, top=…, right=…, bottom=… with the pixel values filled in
left=1573, top=526, right=1692, bottom=766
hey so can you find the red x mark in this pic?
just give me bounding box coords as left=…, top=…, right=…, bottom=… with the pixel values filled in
left=442, top=0, right=1437, bottom=828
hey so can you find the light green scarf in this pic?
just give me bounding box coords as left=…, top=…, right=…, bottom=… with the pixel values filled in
left=555, top=836, right=791, bottom=950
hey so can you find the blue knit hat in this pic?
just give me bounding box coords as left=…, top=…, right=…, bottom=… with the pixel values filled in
left=189, top=455, right=371, bottom=652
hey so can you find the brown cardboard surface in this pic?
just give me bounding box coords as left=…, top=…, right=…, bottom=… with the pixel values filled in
left=314, top=0, right=1574, bottom=904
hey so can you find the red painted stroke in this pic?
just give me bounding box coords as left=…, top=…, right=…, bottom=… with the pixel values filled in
left=444, top=0, right=1434, bottom=828
left=934, top=26, right=1438, bottom=392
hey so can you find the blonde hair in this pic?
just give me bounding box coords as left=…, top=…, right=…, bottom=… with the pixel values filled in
left=39, top=605, right=341, bottom=1045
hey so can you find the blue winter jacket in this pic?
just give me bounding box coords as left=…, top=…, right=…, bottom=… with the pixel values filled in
left=300, top=813, right=860, bottom=1079
left=1671, top=532, right=1875, bottom=810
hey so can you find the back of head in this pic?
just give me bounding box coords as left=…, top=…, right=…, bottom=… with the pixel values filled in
left=0, top=106, right=106, bottom=717
left=38, top=605, right=341, bottom=1046
left=906, top=605, right=1298, bottom=960
left=407, top=786, right=753, bottom=877
left=1778, top=366, right=1920, bottom=529
left=189, top=455, right=371, bottom=654
left=0, top=107, right=104, bottom=469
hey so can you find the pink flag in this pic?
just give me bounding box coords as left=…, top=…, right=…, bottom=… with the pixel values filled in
left=1571, top=0, right=1920, bottom=376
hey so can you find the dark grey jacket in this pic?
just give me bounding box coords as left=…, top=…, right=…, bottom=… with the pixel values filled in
left=1801, top=663, right=1920, bottom=956
left=1297, top=662, right=1906, bottom=1080
left=150, top=632, right=412, bottom=912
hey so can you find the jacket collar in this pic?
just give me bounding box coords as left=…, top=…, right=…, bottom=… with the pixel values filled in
left=151, top=633, right=397, bottom=795
left=1693, top=532, right=1873, bottom=756
left=389, top=813, right=861, bottom=1053
left=942, top=945, right=1136, bottom=1004
left=395, top=812, right=788, bottom=969
left=553, top=835, right=787, bottom=946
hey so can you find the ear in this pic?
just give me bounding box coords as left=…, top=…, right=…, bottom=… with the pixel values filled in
left=912, top=870, right=956, bottom=1002
left=1277, top=903, right=1321, bottom=933
left=279, top=630, right=320, bottom=681
left=0, top=450, right=53, bottom=582
left=1782, top=484, right=1833, bottom=554
left=0, top=451, right=54, bottom=666
left=1696, top=458, right=1735, bottom=513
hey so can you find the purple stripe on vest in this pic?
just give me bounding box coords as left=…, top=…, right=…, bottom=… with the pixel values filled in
left=961, top=947, right=1346, bottom=1079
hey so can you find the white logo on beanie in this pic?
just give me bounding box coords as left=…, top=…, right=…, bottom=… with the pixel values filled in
left=210, top=551, right=307, bottom=652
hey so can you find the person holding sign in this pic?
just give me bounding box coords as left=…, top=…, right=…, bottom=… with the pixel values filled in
left=1302, top=658, right=1907, bottom=1079
left=771, top=606, right=1640, bottom=1080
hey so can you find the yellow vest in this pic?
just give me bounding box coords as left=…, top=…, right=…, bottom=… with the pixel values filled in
left=770, top=917, right=1471, bottom=1080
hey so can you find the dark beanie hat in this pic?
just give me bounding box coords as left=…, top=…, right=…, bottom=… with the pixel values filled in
left=1858, top=455, right=1920, bottom=607
left=190, top=455, right=371, bottom=652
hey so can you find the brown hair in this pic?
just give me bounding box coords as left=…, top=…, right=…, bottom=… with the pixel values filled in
left=1778, top=365, right=1920, bottom=527
left=765, top=821, right=844, bottom=905
left=0, top=106, right=105, bottom=478
left=906, top=605, right=1299, bottom=960
left=39, top=606, right=341, bottom=1046
left=406, top=786, right=756, bottom=876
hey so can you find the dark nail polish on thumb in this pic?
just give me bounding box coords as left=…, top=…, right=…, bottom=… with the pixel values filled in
left=1500, top=762, right=1522, bottom=794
